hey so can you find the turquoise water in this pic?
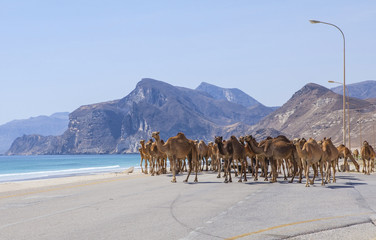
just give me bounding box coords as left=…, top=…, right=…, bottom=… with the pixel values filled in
left=0, top=154, right=141, bottom=182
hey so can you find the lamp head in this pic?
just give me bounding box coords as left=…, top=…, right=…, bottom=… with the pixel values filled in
left=309, top=20, right=321, bottom=24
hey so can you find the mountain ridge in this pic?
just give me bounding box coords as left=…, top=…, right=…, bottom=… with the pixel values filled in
left=6, top=79, right=276, bottom=155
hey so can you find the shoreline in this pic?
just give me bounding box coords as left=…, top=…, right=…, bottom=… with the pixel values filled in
left=0, top=167, right=142, bottom=193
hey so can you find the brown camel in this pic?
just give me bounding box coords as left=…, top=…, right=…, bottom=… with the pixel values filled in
left=294, top=138, right=324, bottom=187
left=337, top=144, right=360, bottom=172
left=361, top=141, right=374, bottom=175
left=245, top=135, right=297, bottom=183
left=152, top=132, right=199, bottom=183
left=214, top=136, right=234, bottom=183
left=229, top=136, right=248, bottom=182
left=353, top=149, right=360, bottom=160
left=370, top=145, right=376, bottom=173
left=321, top=138, right=339, bottom=183
left=244, top=136, right=268, bottom=181
left=197, top=140, right=210, bottom=171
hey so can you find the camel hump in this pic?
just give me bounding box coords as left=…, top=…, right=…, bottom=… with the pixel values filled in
left=263, top=140, right=271, bottom=152
left=302, top=142, right=310, bottom=153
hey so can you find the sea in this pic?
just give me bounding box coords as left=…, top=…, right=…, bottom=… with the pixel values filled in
left=0, top=154, right=141, bottom=183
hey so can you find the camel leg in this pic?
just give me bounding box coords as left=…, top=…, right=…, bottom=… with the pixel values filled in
left=140, top=158, right=144, bottom=173
left=184, top=159, right=192, bottom=183
left=254, top=157, right=259, bottom=181
left=224, top=160, right=229, bottom=183
left=344, top=157, right=349, bottom=172
left=289, top=157, right=297, bottom=183
left=238, top=160, right=243, bottom=182
left=332, top=160, right=337, bottom=182
left=298, top=165, right=303, bottom=183
left=282, top=160, right=287, bottom=181
left=304, top=162, right=310, bottom=187
left=171, top=158, right=177, bottom=183
left=263, top=158, right=269, bottom=181
left=320, top=161, right=325, bottom=186
left=244, top=160, right=248, bottom=182
left=144, top=159, right=149, bottom=174
left=228, top=159, right=233, bottom=183
left=151, top=157, right=155, bottom=176
left=363, top=159, right=366, bottom=173
left=233, top=160, right=238, bottom=177
left=312, top=164, right=317, bottom=184
left=270, top=158, right=277, bottom=183
left=194, top=159, right=199, bottom=182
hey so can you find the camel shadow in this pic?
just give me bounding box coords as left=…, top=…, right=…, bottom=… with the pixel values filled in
left=186, top=181, right=222, bottom=184
left=336, top=175, right=363, bottom=181
left=326, top=185, right=355, bottom=189
left=244, top=181, right=270, bottom=185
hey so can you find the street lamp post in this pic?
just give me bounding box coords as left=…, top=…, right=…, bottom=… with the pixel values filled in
left=328, top=80, right=351, bottom=148
left=310, top=20, right=346, bottom=146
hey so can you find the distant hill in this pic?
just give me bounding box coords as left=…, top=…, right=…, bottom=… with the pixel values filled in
left=6, top=79, right=276, bottom=155
left=253, top=83, right=376, bottom=146
left=331, top=80, right=376, bottom=99
left=0, top=113, right=69, bottom=154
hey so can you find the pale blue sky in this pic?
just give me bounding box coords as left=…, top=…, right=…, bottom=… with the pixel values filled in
left=1, top=1, right=376, bottom=125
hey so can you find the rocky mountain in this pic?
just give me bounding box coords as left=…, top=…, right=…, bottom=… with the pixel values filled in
left=253, top=83, right=376, bottom=147
left=196, top=82, right=261, bottom=107
left=331, top=80, right=376, bottom=100
left=6, top=79, right=277, bottom=155
left=0, top=113, right=69, bottom=154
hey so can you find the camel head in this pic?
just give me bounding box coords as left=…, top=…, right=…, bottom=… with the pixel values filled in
left=363, top=140, right=369, bottom=146
left=214, top=136, right=223, bottom=144
left=140, top=139, right=145, bottom=146
left=151, top=131, right=160, bottom=140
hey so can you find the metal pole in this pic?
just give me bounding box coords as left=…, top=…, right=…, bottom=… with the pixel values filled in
left=310, top=20, right=346, bottom=146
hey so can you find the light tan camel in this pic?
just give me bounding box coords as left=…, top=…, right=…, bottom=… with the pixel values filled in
left=152, top=132, right=199, bottom=183
left=149, top=141, right=167, bottom=175
left=207, top=142, right=219, bottom=172
left=361, top=141, right=374, bottom=175
left=294, top=138, right=324, bottom=187
left=139, top=140, right=149, bottom=174
left=145, top=139, right=155, bottom=175
left=141, top=139, right=153, bottom=174
left=321, top=138, right=339, bottom=183
left=197, top=140, right=210, bottom=171
left=337, top=144, right=360, bottom=172
left=245, top=135, right=297, bottom=183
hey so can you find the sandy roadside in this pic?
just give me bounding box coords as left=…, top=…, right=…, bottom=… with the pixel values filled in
left=0, top=167, right=143, bottom=193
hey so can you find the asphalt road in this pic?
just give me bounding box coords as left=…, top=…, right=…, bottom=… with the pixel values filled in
left=1, top=170, right=376, bottom=240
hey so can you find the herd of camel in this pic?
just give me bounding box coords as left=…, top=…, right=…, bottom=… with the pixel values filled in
left=138, top=132, right=376, bottom=187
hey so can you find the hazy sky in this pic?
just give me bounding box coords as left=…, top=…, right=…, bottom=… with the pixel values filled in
left=1, top=1, right=376, bottom=125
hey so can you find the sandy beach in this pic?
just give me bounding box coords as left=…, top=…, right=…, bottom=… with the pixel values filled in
left=0, top=167, right=141, bottom=193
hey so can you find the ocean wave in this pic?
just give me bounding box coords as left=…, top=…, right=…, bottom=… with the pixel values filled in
left=0, top=165, right=122, bottom=182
